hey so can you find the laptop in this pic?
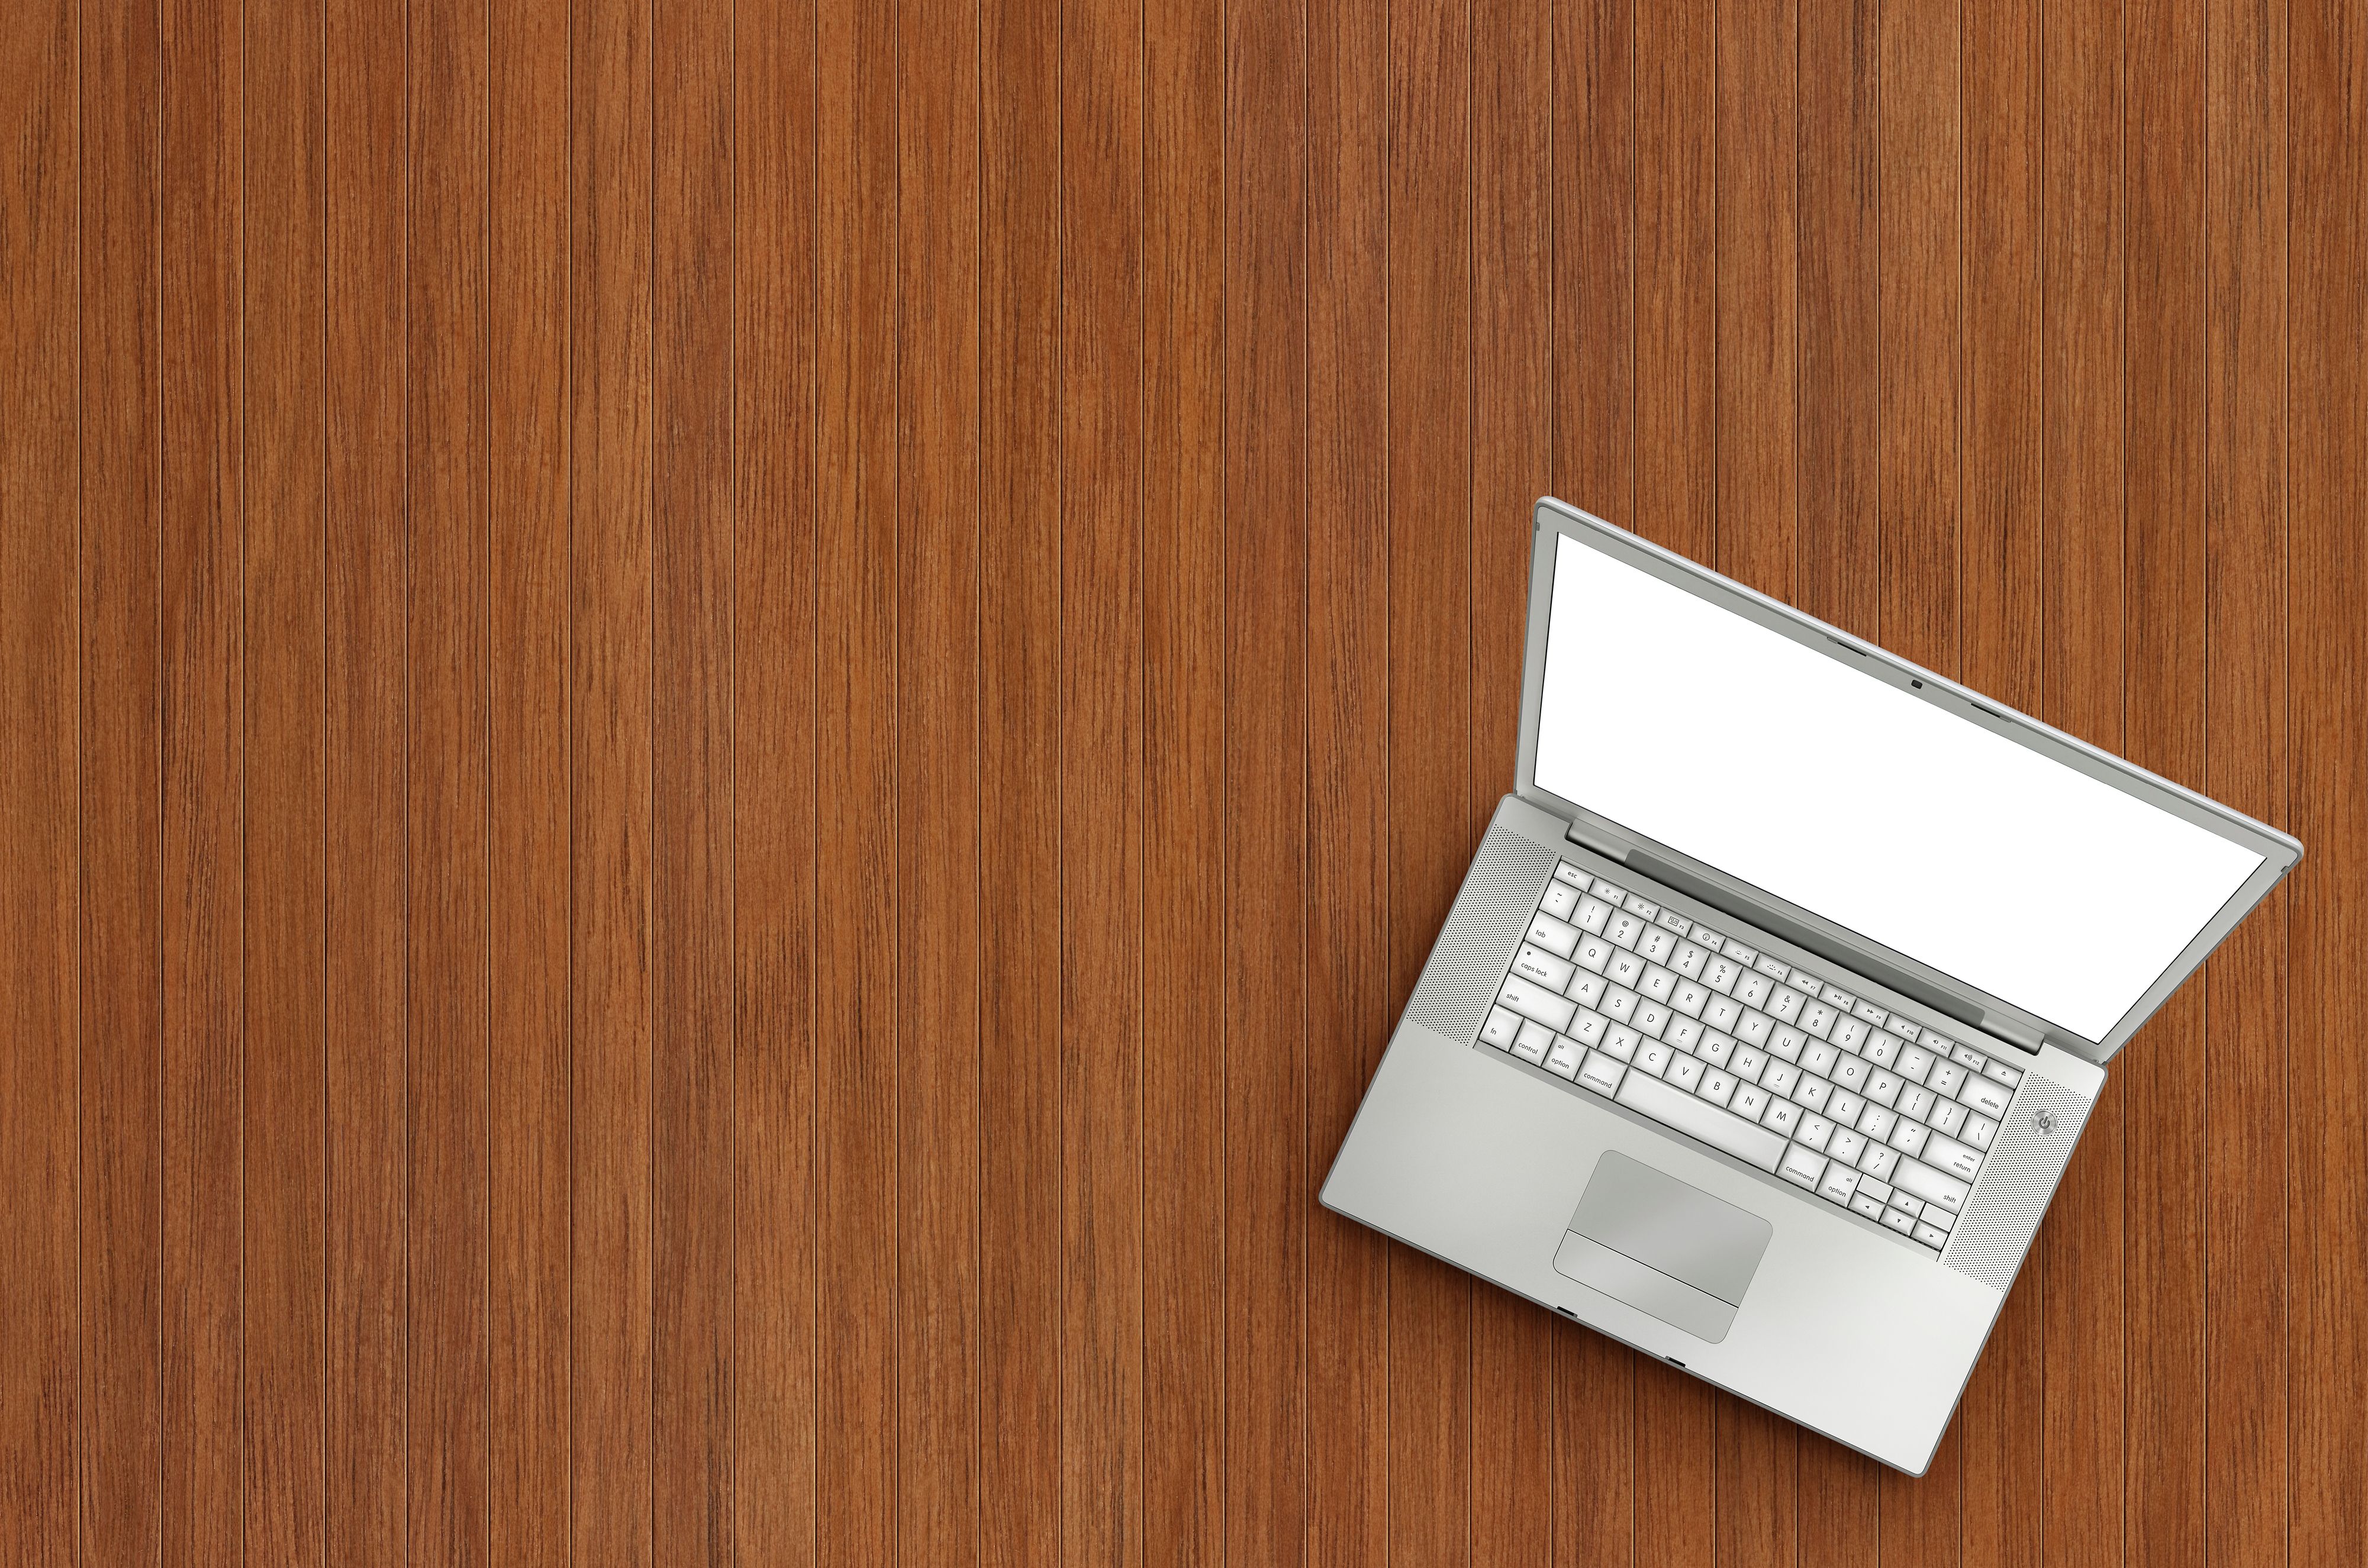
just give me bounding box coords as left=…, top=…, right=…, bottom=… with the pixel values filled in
left=1321, top=497, right=2301, bottom=1475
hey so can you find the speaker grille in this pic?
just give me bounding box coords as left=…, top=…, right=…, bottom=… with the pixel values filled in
left=1941, top=1073, right=2095, bottom=1291
left=1404, top=827, right=1558, bottom=1044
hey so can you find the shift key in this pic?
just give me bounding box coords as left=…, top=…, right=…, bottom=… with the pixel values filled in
left=1613, top=1072, right=1789, bottom=1173
left=1499, top=975, right=1578, bottom=1033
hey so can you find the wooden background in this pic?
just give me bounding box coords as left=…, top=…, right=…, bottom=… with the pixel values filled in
left=2, top=0, right=2364, bottom=1560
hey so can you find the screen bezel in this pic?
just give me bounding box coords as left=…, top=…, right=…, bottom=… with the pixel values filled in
left=1516, top=498, right=2302, bottom=1065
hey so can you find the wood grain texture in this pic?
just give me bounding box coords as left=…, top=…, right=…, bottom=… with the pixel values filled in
left=9, top=1, right=2368, bottom=1562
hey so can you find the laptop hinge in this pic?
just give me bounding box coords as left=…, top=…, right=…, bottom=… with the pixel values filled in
left=1982, top=1012, right=2048, bottom=1057
left=1562, top=818, right=1631, bottom=863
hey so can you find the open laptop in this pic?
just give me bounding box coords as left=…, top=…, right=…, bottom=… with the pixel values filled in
left=1321, top=498, right=2301, bottom=1475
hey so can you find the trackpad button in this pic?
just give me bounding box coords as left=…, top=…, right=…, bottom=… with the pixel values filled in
left=1552, top=1151, right=1774, bottom=1343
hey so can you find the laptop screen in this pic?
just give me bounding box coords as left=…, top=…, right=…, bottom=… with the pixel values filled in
left=1533, top=533, right=2264, bottom=1041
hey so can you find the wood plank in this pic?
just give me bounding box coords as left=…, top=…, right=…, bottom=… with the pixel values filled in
left=2037, top=0, right=2127, bottom=1559
left=1386, top=0, right=1477, bottom=1558
left=1794, top=0, right=1887, bottom=1552
left=1222, top=0, right=1309, bottom=1548
left=79, top=0, right=167, bottom=1556
left=733, top=0, right=821, bottom=1558
left=978, top=0, right=1062, bottom=1551
left=1548, top=0, right=1637, bottom=1554
left=1955, top=1, right=2047, bottom=1562
left=407, top=0, right=494, bottom=1553
left=571, top=0, right=656, bottom=1554
left=1712, top=0, right=1800, bottom=1553
left=2201, top=0, right=2292, bottom=1557
left=1302, top=0, right=1390, bottom=1550
left=891, top=0, right=983, bottom=1556
left=2119, top=0, right=2210, bottom=1557
left=652, top=0, right=739, bottom=1558
left=1470, top=0, right=1554, bottom=1552
left=488, top=0, right=574, bottom=1554
left=240, top=0, right=327, bottom=1554
left=2287, top=0, right=2368, bottom=1559
left=324, top=0, right=411, bottom=1555
left=1140, top=0, right=1228, bottom=1553
left=814, top=0, right=901, bottom=1551
left=0, top=0, right=80, bottom=1552
left=158, top=0, right=247, bottom=1554
left=1059, top=0, right=1146, bottom=1559
left=1877, top=0, right=1966, bottom=1551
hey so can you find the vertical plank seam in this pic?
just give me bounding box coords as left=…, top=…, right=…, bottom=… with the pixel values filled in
left=319, top=0, right=334, bottom=1556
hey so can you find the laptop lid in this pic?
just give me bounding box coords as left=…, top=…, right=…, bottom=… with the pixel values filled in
left=1515, top=498, right=2301, bottom=1067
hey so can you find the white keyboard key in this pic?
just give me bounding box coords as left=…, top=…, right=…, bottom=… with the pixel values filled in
left=1832, top=1054, right=1871, bottom=1093
left=1888, top=1019, right=1922, bottom=1044
left=1540, top=881, right=1581, bottom=921
left=1864, top=1069, right=1903, bottom=1107
left=1671, top=980, right=1710, bottom=1018
left=1725, top=939, right=1762, bottom=966
left=1963, top=1113, right=1999, bottom=1151
left=1889, top=1121, right=1930, bottom=1158
left=1893, top=1158, right=1970, bottom=1215
left=1857, top=1104, right=1898, bottom=1143
left=1855, top=1175, right=1892, bottom=1204
left=1767, top=986, right=1807, bottom=1024
left=1761, top=1101, right=1803, bottom=1137
left=1732, top=972, right=1773, bottom=1008
left=1528, top=911, right=1580, bottom=958
left=1513, top=1020, right=1555, bottom=1063
left=1779, top=1145, right=1829, bottom=1189
left=1601, top=986, right=1639, bottom=1024
left=1568, top=973, right=1609, bottom=1010
left=1480, top=1006, right=1521, bottom=1048
left=1607, top=950, right=1648, bottom=989
left=1956, top=1075, right=2015, bottom=1120
left=1922, top=1033, right=1955, bottom=1060
left=1636, top=927, right=1677, bottom=965
left=1800, top=1001, right=1839, bottom=1039
left=1664, top=1016, right=1706, bottom=1053
left=1512, top=942, right=1577, bottom=991
left=1672, top=941, right=1710, bottom=979
left=1818, top=1164, right=1861, bottom=1205
left=1761, top=1021, right=1801, bottom=1059
left=1849, top=1192, right=1888, bottom=1221
left=1623, top=893, right=1661, bottom=921
left=1500, top=976, right=1578, bottom=1033
left=1667, top=1056, right=1706, bottom=1093
left=1921, top=1131, right=1984, bottom=1182
left=1731, top=1083, right=1772, bottom=1121
left=1574, top=934, right=1615, bottom=973
left=1828, top=1128, right=1868, bottom=1167
left=1574, top=893, right=1614, bottom=933
left=1856, top=1143, right=1900, bottom=1181
left=1758, top=1061, right=1800, bottom=1097
left=1702, top=956, right=1742, bottom=995
left=1729, top=1045, right=1769, bottom=1082
left=1927, top=1098, right=1968, bottom=1137
left=1697, top=1069, right=1738, bottom=1108
left=1879, top=1206, right=1916, bottom=1237
left=1553, top=861, right=1590, bottom=888
left=1656, top=910, right=1692, bottom=935
left=1889, top=1192, right=1923, bottom=1219
left=1853, top=999, right=1889, bottom=1025
left=1919, top=1204, right=1954, bottom=1234
left=1615, top=1072, right=1790, bottom=1173
left=1578, top=1051, right=1626, bottom=1095
left=1697, top=1031, right=1735, bottom=1069
left=1590, top=877, right=1629, bottom=902
left=1952, top=1043, right=1989, bottom=1073
left=1602, top=1024, right=1642, bottom=1062
left=1825, top=1089, right=1866, bottom=1126
left=1605, top=911, right=1647, bottom=950
left=1703, top=996, right=1745, bottom=1034
left=1897, top=1086, right=1939, bottom=1123
left=1802, top=1041, right=1841, bottom=1078
left=1831, top=1016, right=1870, bottom=1054
left=1896, top=1045, right=1937, bottom=1083
left=1983, top=1060, right=2024, bottom=1089
left=1821, top=983, right=1857, bottom=1010
left=1792, top=1075, right=1832, bottom=1113
left=1639, top=965, right=1678, bottom=1004
left=1926, top=1060, right=1969, bottom=1100
left=1632, top=1001, right=1671, bottom=1038
left=1635, top=1040, right=1675, bottom=1077
left=1692, top=926, right=1727, bottom=951
left=1545, top=1035, right=1585, bottom=1078
left=1728, top=1011, right=1770, bottom=1051
left=1570, top=1009, right=1609, bottom=1048
left=1913, top=1221, right=1952, bottom=1250
left=1796, top=1114, right=1834, bottom=1152
left=1863, top=1031, right=1903, bottom=1067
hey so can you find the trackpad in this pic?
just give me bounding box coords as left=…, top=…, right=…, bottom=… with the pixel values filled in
left=1552, top=1151, right=1774, bottom=1344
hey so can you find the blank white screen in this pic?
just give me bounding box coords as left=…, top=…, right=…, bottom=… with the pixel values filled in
left=1533, top=535, right=2262, bottom=1040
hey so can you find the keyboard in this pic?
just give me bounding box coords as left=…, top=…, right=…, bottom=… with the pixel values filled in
left=1480, top=862, right=2026, bottom=1257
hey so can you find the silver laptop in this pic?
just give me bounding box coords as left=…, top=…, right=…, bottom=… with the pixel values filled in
left=1321, top=497, right=2301, bottom=1475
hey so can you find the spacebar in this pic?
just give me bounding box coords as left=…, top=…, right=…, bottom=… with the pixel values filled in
left=1613, top=1074, right=1789, bottom=1174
